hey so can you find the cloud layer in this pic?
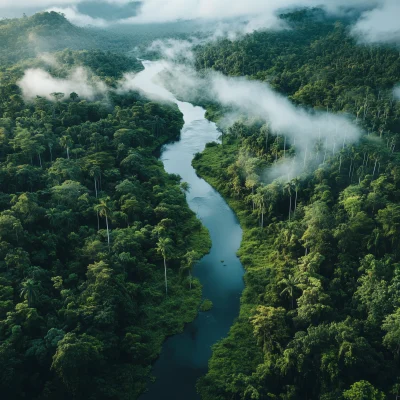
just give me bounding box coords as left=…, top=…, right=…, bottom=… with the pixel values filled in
left=47, top=5, right=109, bottom=27
left=120, top=61, right=362, bottom=181
left=18, top=67, right=107, bottom=101
left=3, top=1, right=399, bottom=45
left=0, top=0, right=131, bottom=8
left=351, top=0, right=400, bottom=44
left=123, top=0, right=373, bottom=24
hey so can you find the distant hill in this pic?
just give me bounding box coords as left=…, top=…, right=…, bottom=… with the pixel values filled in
left=0, top=12, right=125, bottom=65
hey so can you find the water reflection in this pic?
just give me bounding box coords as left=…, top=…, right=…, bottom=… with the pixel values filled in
left=134, top=61, right=244, bottom=400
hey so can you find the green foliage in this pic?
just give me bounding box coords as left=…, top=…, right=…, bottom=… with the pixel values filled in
left=193, top=9, right=400, bottom=400
left=0, top=12, right=139, bottom=67
left=0, top=38, right=210, bottom=400
left=200, top=299, right=213, bottom=312
left=343, top=381, right=385, bottom=400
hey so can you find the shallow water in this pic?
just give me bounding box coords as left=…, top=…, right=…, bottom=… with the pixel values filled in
left=134, top=61, right=244, bottom=400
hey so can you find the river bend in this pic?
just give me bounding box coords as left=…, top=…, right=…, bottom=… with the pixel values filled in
left=134, top=61, right=244, bottom=400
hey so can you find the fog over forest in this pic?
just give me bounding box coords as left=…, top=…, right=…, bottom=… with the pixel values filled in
left=1, top=2, right=400, bottom=400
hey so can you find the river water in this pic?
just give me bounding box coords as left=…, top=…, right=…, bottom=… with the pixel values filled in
left=134, top=61, right=244, bottom=400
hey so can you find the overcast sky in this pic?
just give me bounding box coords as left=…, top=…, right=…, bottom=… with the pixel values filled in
left=1, top=0, right=399, bottom=44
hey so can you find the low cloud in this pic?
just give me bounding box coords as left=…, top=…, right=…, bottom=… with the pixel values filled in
left=121, top=61, right=362, bottom=181
left=46, top=5, right=109, bottom=26
left=37, top=53, right=61, bottom=67
left=210, top=73, right=360, bottom=181
left=0, top=0, right=131, bottom=8
left=7, top=1, right=399, bottom=46
left=351, top=0, right=400, bottom=44
left=122, top=0, right=376, bottom=27
left=147, top=38, right=203, bottom=63
left=18, top=67, right=107, bottom=101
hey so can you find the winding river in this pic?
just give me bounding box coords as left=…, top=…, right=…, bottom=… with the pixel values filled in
left=134, top=61, right=244, bottom=400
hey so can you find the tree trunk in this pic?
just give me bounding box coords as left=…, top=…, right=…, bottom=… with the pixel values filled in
left=295, top=190, right=298, bottom=211
left=373, top=159, right=378, bottom=176
left=105, top=215, right=110, bottom=249
left=164, top=257, right=168, bottom=296
left=94, top=178, right=98, bottom=198
left=67, top=147, right=70, bottom=160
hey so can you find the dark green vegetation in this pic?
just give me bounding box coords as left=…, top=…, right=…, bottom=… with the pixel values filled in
left=196, top=9, right=400, bottom=136
left=0, top=15, right=211, bottom=400
left=193, top=9, right=400, bottom=400
left=0, top=12, right=112, bottom=66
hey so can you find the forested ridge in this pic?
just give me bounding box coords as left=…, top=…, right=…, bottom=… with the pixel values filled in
left=192, top=9, right=400, bottom=400
left=0, top=12, right=211, bottom=400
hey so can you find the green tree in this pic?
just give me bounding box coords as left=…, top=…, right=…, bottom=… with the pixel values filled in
left=250, top=306, right=288, bottom=353
left=95, top=197, right=113, bottom=248
left=181, top=250, right=200, bottom=289
left=59, top=135, right=73, bottom=160
left=20, top=279, right=38, bottom=307
left=157, top=237, right=174, bottom=296
left=279, top=274, right=298, bottom=309
left=343, top=381, right=385, bottom=400
left=52, top=333, right=103, bottom=396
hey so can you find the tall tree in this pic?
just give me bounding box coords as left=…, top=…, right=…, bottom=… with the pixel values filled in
left=157, top=237, right=174, bottom=296
left=20, top=279, right=38, bottom=307
left=181, top=250, right=200, bottom=290
left=95, top=197, right=113, bottom=249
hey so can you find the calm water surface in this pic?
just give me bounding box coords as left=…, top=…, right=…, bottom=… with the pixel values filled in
left=134, top=61, right=244, bottom=400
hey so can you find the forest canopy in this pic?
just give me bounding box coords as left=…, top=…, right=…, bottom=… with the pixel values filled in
left=0, top=12, right=211, bottom=400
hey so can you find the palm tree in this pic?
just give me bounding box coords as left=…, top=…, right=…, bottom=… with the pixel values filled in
left=20, top=279, right=38, bottom=307
left=95, top=198, right=113, bottom=248
left=89, top=166, right=102, bottom=230
left=180, top=182, right=191, bottom=194
left=292, top=178, right=301, bottom=212
left=157, top=237, right=174, bottom=296
left=254, top=188, right=267, bottom=229
left=45, top=208, right=59, bottom=231
left=60, top=135, right=73, bottom=160
left=181, top=250, right=200, bottom=289
left=90, top=166, right=101, bottom=198
left=285, top=182, right=293, bottom=221
left=278, top=274, right=298, bottom=309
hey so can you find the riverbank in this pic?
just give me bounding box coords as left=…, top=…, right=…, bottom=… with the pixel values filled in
left=134, top=61, right=245, bottom=400
left=192, top=141, right=271, bottom=399
left=134, top=221, right=211, bottom=398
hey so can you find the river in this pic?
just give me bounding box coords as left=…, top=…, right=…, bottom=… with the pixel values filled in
left=133, top=61, right=245, bottom=400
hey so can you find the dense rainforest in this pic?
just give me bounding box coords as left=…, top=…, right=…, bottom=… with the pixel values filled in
left=3, top=6, right=400, bottom=400
left=0, top=12, right=210, bottom=400
left=192, top=9, right=400, bottom=400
